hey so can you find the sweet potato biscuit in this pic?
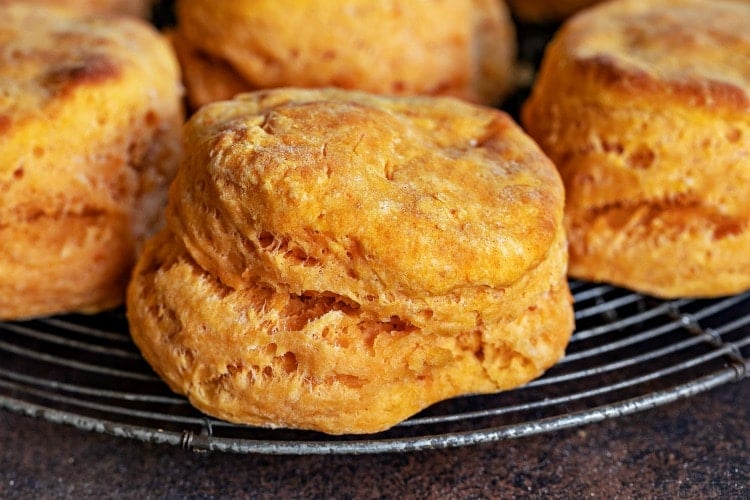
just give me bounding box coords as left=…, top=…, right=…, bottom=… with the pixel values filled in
left=0, top=0, right=152, bottom=18
left=506, top=0, right=603, bottom=23
left=127, top=88, right=573, bottom=434
left=173, top=0, right=517, bottom=109
left=522, top=0, right=750, bottom=298
left=0, top=4, right=183, bottom=319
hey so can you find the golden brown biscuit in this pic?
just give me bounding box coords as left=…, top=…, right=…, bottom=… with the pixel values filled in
left=506, top=0, right=604, bottom=23
left=0, top=0, right=152, bottom=18
left=522, top=0, right=750, bottom=298
left=173, top=0, right=517, bottom=109
left=127, top=88, right=574, bottom=434
left=0, top=4, right=183, bottom=320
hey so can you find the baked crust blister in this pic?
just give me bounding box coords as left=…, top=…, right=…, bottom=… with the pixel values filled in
left=127, top=88, right=574, bottom=434
left=0, top=4, right=183, bottom=319
left=170, top=0, right=517, bottom=109
left=522, top=0, right=750, bottom=298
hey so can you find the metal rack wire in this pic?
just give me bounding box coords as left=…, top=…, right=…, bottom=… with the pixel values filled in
left=1, top=280, right=748, bottom=454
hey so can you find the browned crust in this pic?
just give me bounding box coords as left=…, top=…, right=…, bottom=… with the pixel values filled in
left=527, top=0, right=750, bottom=112
left=565, top=54, right=750, bottom=111
left=42, top=54, right=122, bottom=97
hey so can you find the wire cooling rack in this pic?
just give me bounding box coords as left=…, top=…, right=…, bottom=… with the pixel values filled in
left=1, top=3, right=748, bottom=455
left=1, top=280, right=748, bottom=454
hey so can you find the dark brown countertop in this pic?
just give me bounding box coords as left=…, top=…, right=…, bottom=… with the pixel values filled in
left=1, top=378, right=747, bottom=498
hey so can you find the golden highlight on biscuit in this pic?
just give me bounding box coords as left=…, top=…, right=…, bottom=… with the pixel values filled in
left=171, top=0, right=517, bottom=109
left=127, top=88, right=573, bottom=434
left=0, top=4, right=183, bottom=319
left=523, top=0, right=750, bottom=298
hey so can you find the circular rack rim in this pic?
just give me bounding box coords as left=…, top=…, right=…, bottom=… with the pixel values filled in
left=0, top=367, right=743, bottom=455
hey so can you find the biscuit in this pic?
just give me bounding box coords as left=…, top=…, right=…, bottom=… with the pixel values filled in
left=522, top=0, right=750, bottom=298
left=0, top=4, right=183, bottom=319
left=506, top=0, right=603, bottom=23
left=127, top=88, right=574, bottom=434
left=172, top=0, right=517, bottom=109
left=0, top=0, right=152, bottom=18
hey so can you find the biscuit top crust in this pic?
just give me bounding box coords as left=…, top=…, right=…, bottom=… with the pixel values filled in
left=557, top=0, right=750, bottom=108
left=170, top=88, right=564, bottom=298
left=0, top=4, right=173, bottom=148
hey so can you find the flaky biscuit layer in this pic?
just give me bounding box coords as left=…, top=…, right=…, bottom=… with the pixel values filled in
left=128, top=229, right=571, bottom=434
